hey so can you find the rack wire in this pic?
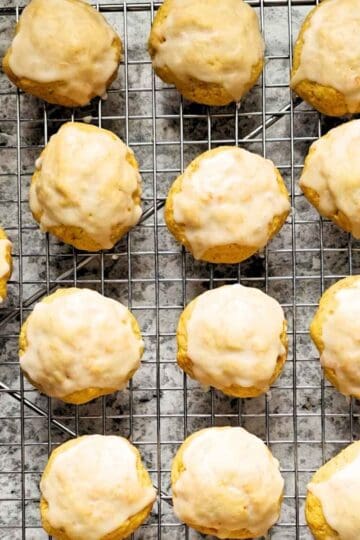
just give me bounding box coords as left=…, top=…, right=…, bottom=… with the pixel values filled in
left=0, top=1, right=359, bottom=539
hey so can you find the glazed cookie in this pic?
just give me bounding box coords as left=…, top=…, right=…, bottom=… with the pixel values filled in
left=172, top=427, right=284, bottom=539
left=0, top=228, right=12, bottom=303
left=177, top=284, right=287, bottom=397
left=148, top=0, right=264, bottom=106
left=291, top=0, right=360, bottom=116
left=19, top=288, right=144, bottom=404
left=3, top=0, right=122, bottom=107
left=165, top=146, right=290, bottom=263
left=30, top=122, right=142, bottom=251
left=310, top=276, right=360, bottom=399
left=40, top=435, right=157, bottom=540
left=306, top=441, right=360, bottom=540
left=300, top=120, right=360, bottom=238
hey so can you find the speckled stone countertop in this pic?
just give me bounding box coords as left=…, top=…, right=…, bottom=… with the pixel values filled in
left=0, top=1, right=359, bottom=539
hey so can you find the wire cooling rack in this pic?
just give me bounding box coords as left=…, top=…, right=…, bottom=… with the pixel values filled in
left=1, top=1, right=360, bottom=539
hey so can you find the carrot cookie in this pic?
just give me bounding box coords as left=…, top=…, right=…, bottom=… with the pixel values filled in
left=300, top=120, right=360, bottom=238
left=40, top=435, right=157, bottom=540
left=148, top=0, right=264, bottom=106
left=306, top=440, right=360, bottom=539
left=3, top=0, right=122, bottom=107
left=0, top=228, right=12, bottom=303
left=19, top=288, right=144, bottom=404
left=172, top=426, right=284, bottom=539
left=30, top=122, right=142, bottom=251
left=291, top=0, right=360, bottom=116
left=165, top=146, right=290, bottom=263
left=310, top=276, right=360, bottom=399
left=177, top=284, right=287, bottom=397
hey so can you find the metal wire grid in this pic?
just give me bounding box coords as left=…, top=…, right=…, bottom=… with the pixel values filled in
left=0, top=1, right=360, bottom=539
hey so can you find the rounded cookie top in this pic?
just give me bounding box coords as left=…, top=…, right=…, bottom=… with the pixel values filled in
left=166, top=146, right=290, bottom=261
left=30, top=122, right=142, bottom=251
left=179, top=284, right=286, bottom=394
left=41, top=435, right=157, bottom=540
left=311, top=276, right=360, bottom=398
left=172, top=426, right=284, bottom=538
left=300, top=120, right=360, bottom=238
left=20, top=288, right=144, bottom=402
left=291, top=0, right=360, bottom=113
left=149, top=0, right=264, bottom=104
left=4, top=0, right=121, bottom=107
left=306, top=441, right=360, bottom=540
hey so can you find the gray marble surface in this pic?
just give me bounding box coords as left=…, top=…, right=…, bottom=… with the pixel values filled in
left=0, top=1, right=359, bottom=539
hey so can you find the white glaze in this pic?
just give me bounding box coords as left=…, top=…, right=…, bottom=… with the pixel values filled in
left=320, top=279, right=360, bottom=397
left=308, top=451, right=360, bottom=539
left=291, top=0, right=360, bottom=112
left=300, top=120, right=360, bottom=238
left=185, top=284, right=286, bottom=390
left=8, top=0, right=120, bottom=106
left=30, top=122, right=142, bottom=249
left=151, top=0, right=264, bottom=101
left=172, top=147, right=290, bottom=259
left=41, top=435, right=156, bottom=540
left=20, top=288, right=143, bottom=398
left=173, top=427, right=284, bottom=538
